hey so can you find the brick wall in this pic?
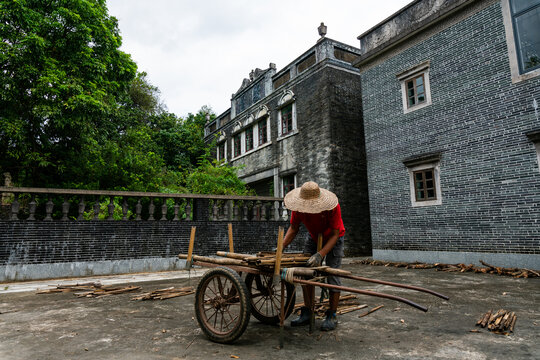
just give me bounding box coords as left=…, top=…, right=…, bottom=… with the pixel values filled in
left=0, top=220, right=307, bottom=281
left=360, top=3, right=540, bottom=256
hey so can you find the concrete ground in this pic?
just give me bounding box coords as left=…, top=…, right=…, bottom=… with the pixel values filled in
left=0, top=260, right=538, bottom=360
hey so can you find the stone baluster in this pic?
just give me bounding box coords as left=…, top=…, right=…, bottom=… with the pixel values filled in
left=242, top=202, right=248, bottom=221
left=281, top=202, right=289, bottom=220
left=77, top=197, right=85, bottom=221
left=261, top=201, right=267, bottom=221
left=161, top=198, right=168, bottom=221
left=254, top=201, right=261, bottom=221
left=106, top=197, right=115, bottom=220
left=212, top=201, right=219, bottom=221
left=184, top=200, right=191, bottom=221
left=61, top=197, right=70, bottom=221
left=273, top=200, right=280, bottom=221
left=122, top=198, right=128, bottom=221
left=223, top=200, right=230, bottom=221
left=45, top=196, right=54, bottom=221
left=93, top=198, right=100, bottom=220
left=173, top=199, right=180, bottom=221
left=10, top=193, right=19, bottom=220
left=28, top=194, right=37, bottom=220
left=233, top=201, right=240, bottom=221
left=135, top=199, right=142, bottom=221
left=148, top=198, right=155, bottom=220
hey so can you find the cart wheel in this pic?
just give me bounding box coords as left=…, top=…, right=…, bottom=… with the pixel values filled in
left=194, top=267, right=251, bottom=344
left=245, top=273, right=296, bottom=325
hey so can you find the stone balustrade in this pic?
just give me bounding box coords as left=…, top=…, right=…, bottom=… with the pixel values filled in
left=0, top=187, right=289, bottom=222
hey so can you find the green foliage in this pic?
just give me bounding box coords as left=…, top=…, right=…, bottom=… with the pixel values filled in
left=0, top=1, right=251, bottom=196
left=0, top=0, right=137, bottom=187
left=186, top=159, right=254, bottom=196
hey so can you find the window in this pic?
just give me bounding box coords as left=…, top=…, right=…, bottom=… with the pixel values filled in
left=281, top=104, right=293, bottom=135
left=217, top=142, right=226, bottom=162
left=406, top=74, right=426, bottom=108
left=403, top=153, right=442, bottom=207
left=526, top=129, right=540, bottom=173
left=233, top=134, right=242, bottom=158
left=277, top=90, right=297, bottom=139
left=258, top=118, right=268, bottom=145
left=510, top=0, right=540, bottom=74
left=282, top=175, right=296, bottom=196
left=397, top=61, right=432, bottom=113
left=502, top=0, right=540, bottom=82
left=245, top=126, right=254, bottom=151
left=413, top=169, right=436, bottom=201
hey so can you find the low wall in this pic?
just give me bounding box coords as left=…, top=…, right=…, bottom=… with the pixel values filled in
left=0, top=220, right=306, bottom=282
left=0, top=186, right=309, bottom=282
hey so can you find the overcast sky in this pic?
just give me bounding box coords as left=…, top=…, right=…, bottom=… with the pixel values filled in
left=107, top=0, right=411, bottom=118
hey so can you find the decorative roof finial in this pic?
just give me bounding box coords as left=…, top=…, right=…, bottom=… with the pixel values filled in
left=318, top=22, right=327, bottom=38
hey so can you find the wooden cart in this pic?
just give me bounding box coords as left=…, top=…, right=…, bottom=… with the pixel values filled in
left=180, top=226, right=449, bottom=345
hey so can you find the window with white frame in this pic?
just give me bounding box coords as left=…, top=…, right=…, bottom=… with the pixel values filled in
left=502, top=0, right=540, bottom=82
left=258, top=117, right=269, bottom=145
left=233, top=133, right=242, bottom=158
left=397, top=61, right=432, bottom=113
left=217, top=141, right=226, bottom=162
left=526, top=130, right=540, bottom=173
left=281, top=174, right=296, bottom=196
left=277, top=90, right=297, bottom=138
left=245, top=125, right=254, bottom=152
left=510, top=0, right=540, bottom=73
left=403, top=153, right=442, bottom=207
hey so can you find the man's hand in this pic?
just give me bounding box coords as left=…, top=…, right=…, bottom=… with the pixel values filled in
left=306, top=252, right=323, bottom=267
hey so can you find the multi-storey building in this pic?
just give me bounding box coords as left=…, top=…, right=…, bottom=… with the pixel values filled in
left=204, top=32, right=371, bottom=255
left=354, top=0, right=540, bottom=268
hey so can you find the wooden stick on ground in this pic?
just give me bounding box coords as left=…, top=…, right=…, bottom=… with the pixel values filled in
left=358, top=305, right=385, bottom=318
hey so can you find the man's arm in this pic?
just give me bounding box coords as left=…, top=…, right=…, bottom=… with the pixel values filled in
left=282, top=223, right=299, bottom=249
left=318, top=229, right=339, bottom=257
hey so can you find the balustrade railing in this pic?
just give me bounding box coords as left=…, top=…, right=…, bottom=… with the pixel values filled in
left=0, top=187, right=290, bottom=222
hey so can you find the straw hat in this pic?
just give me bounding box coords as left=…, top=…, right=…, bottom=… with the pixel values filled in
left=284, top=181, right=338, bottom=214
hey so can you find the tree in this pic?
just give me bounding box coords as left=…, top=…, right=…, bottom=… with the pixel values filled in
left=186, top=159, right=254, bottom=196
left=0, top=0, right=137, bottom=187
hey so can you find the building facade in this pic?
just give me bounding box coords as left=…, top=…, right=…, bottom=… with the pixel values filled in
left=355, top=0, right=540, bottom=268
left=205, top=35, right=371, bottom=255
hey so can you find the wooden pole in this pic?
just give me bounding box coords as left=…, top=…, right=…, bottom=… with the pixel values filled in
left=228, top=223, right=234, bottom=253
left=292, top=278, right=428, bottom=312
left=185, top=226, right=196, bottom=269
left=273, top=227, right=285, bottom=285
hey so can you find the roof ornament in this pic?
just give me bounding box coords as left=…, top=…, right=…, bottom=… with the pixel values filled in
left=318, top=22, right=327, bottom=38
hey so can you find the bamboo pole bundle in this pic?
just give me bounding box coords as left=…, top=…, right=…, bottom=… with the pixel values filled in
left=476, top=309, right=517, bottom=334
left=132, top=286, right=195, bottom=300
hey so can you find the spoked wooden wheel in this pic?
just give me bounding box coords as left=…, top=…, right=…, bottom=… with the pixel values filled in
left=245, top=273, right=296, bottom=325
left=195, top=267, right=251, bottom=344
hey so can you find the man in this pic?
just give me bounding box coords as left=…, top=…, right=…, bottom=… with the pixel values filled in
left=282, top=181, right=345, bottom=331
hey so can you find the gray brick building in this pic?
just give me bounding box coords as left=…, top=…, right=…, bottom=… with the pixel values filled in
left=354, top=0, right=540, bottom=268
left=204, top=34, right=371, bottom=255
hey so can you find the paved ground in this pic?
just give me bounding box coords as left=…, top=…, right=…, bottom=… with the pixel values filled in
left=0, top=260, right=538, bottom=360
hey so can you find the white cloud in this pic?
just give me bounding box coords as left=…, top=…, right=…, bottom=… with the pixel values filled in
left=107, top=0, right=411, bottom=117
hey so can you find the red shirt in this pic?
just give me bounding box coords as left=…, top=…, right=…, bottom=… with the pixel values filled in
left=290, top=204, right=345, bottom=243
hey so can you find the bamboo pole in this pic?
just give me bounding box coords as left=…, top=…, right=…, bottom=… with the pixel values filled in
left=178, top=254, right=246, bottom=266
left=216, top=251, right=258, bottom=261
left=273, top=227, right=285, bottom=285
left=292, top=278, right=428, bottom=312
left=185, top=226, right=196, bottom=269
left=228, top=223, right=234, bottom=253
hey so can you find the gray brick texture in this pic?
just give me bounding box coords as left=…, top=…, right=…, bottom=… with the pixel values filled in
left=360, top=3, right=540, bottom=255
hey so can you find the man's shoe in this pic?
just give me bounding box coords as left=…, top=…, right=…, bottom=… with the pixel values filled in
left=321, top=310, right=337, bottom=331
left=291, top=306, right=311, bottom=327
